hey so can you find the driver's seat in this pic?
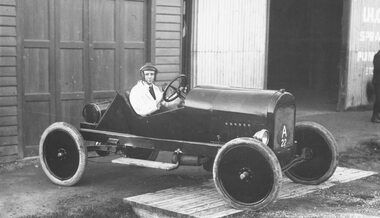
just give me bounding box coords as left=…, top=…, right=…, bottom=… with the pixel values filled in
left=123, top=91, right=142, bottom=118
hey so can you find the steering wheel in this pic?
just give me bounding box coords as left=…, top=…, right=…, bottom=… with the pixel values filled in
left=162, top=75, right=187, bottom=102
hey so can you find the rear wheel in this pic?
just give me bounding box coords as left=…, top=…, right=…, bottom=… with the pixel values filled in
left=213, top=138, right=282, bottom=211
left=285, top=121, right=338, bottom=185
left=39, top=122, right=87, bottom=186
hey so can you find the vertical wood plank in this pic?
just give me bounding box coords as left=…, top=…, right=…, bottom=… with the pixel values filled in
left=90, top=0, right=115, bottom=42
left=60, top=99, right=84, bottom=128
left=93, top=49, right=115, bottom=91
left=23, top=48, right=49, bottom=94
left=22, top=0, right=49, bottom=40
left=16, top=0, right=25, bottom=158
left=123, top=1, right=144, bottom=42
left=120, top=0, right=146, bottom=91
left=83, top=0, right=91, bottom=102
left=49, top=0, right=57, bottom=123
left=123, top=48, right=144, bottom=90
left=23, top=101, right=50, bottom=146
left=59, top=0, right=83, bottom=41
left=59, top=49, right=84, bottom=92
left=115, top=0, right=121, bottom=91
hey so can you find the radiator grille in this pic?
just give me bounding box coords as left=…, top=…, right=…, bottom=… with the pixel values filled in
left=273, top=105, right=295, bottom=150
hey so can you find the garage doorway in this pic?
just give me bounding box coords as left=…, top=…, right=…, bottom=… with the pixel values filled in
left=267, top=0, right=344, bottom=113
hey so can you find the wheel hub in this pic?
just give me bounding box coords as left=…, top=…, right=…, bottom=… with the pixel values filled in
left=302, top=147, right=314, bottom=160
left=57, top=148, right=68, bottom=160
left=239, top=168, right=253, bottom=182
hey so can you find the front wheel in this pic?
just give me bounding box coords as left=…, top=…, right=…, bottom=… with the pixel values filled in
left=285, top=121, right=338, bottom=185
left=213, top=137, right=282, bottom=211
left=39, top=122, right=87, bottom=186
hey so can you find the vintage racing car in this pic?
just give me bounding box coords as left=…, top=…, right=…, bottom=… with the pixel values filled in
left=39, top=75, right=338, bottom=211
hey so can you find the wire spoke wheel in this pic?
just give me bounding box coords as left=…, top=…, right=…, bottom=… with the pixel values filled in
left=39, top=122, right=87, bottom=186
left=213, top=138, right=282, bottom=211
left=285, top=121, right=338, bottom=185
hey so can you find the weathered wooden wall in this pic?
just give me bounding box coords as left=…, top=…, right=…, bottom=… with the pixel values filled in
left=154, top=0, right=182, bottom=84
left=0, top=0, right=19, bottom=162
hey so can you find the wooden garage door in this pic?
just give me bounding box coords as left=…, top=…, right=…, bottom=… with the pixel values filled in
left=90, top=0, right=147, bottom=100
left=20, top=0, right=147, bottom=155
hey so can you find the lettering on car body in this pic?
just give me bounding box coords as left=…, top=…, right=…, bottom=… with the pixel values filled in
left=280, top=125, right=288, bottom=148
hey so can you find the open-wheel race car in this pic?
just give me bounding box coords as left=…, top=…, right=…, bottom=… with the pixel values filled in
left=39, top=75, right=338, bottom=211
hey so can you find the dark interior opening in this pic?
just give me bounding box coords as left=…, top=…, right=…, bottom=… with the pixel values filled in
left=268, top=0, right=343, bottom=113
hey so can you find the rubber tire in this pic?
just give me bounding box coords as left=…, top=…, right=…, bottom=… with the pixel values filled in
left=39, top=122, right=87, bottom=186
left=285, top=121, right=338, bottom=185
left=213, top=137, right=282, bottom=211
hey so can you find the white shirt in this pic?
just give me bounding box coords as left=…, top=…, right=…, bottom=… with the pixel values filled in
left=129, top=81, right=166, bottom=116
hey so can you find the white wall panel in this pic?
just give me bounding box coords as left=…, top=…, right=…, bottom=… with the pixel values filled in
left=193, top=0, right=267, bottom=88
left=346, top=0, right=380, bottom=108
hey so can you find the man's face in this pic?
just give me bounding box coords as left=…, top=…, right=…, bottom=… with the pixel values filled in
left=143, top=70, right=155, bottom=85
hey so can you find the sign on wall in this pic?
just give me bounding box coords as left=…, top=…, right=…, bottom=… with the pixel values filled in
left=346, top=0, right=380, bottom=108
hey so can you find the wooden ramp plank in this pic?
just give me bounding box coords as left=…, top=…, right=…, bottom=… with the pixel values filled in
left=150, top=190, right=218, bottom=208
left=188, top=203, right=236, bottom=218
left=124, top=167, right=377, bottom=218
left=128, top=183, right=216, bottom=205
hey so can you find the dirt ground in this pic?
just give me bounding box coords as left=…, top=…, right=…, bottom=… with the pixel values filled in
left=0, top=142, right=380, bottom=218
left=1, top=111, right=380, bottom=218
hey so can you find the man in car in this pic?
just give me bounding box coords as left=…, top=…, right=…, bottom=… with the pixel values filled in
left=129, top=63, right=181, bottom=116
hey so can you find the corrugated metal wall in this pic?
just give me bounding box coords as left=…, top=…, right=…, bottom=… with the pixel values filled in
left=345, top=0, right=380, bottom=108
left=192, top=0, right=268, bottom=88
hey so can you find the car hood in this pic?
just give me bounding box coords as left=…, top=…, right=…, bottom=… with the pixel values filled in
left=184, top=86, right=295, bottom=115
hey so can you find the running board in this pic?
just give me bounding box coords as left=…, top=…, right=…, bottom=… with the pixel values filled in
left=112, top=157, right=179, bottom=171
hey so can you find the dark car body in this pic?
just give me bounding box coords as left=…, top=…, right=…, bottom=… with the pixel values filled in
left=81, top=86, right=295, bottom=165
